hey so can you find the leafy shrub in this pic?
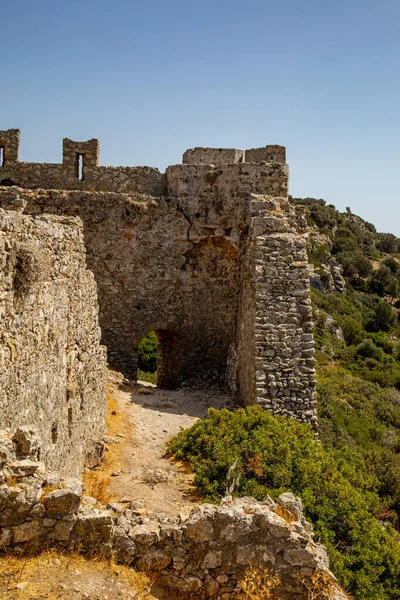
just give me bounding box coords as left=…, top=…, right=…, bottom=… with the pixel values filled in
left=137, top=369, right=157, bottom=385
left=383, top=257, right=399, bottom=273
left=373, top=301, right=397, bottom=331
left=376, top=232, right=399, bottom=254
left=333, top=230, right=358, bottom=254
left=341, top=316, right=365, bottom=345
left=168, top=406, right=400, bottom=599
left=370, top=266, right=395, bottom=296
left=355, top=339, right=383, bottom=360
left=309, top=244, right=331, bottom=267
left=368, top=332, right=395, bottom=354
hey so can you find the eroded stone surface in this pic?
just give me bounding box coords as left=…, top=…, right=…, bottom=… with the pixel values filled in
left=0, top=208, right=106, bottom=477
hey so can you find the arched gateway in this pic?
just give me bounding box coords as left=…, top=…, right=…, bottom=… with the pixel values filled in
left=0, top=130, right=317, bottom=425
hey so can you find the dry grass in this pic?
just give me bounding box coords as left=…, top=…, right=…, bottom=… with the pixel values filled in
left=298, top=570, right=348, bottom=600
left=39, top=484, right=60, bottom=503
left=6, top=476, right=17, bottom=487
left=82, top=384, right=127, bottom=505
left=82, top=470, right=114, bottom=505
left=274, top=504, right=298, bottom=523
left=0, top=549, right=154, bottom=599
left=240, top=566, right=349, bottom=600
left=240, top=565, right=281, bottom=599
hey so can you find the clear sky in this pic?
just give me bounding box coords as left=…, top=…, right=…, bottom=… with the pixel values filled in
left=1, top=0, right=399, bottom=234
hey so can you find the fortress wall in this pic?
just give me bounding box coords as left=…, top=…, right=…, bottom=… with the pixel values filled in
left=0, top=205, right=106, bottom=477
left=166, top=162, right=289, bottom=200
left=0, top=132, right=317, bottom=424
left=0, top=130, right=165, bottom=195
left=0, top=161, right=165, bottom=196
left=0, top=187, right=245, bottom=387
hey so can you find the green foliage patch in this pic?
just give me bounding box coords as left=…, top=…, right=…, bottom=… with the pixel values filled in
left=168, top=406, right=400, bottom=599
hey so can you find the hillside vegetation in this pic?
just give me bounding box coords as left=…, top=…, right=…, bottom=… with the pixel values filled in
left=168, top=199, right=400, bottom=600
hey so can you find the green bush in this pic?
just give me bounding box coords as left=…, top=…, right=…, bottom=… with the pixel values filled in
left=370, top=265, right=392, bottom=295
left=168, top=406, right=400, bottom=599
left=373, top=301, right=397, bottom=331
left=270, top=198, right=400, bottom=596
left=341, top=316, right=365, bottom=345
left=137, top=369, right=157, bottom=385
left=376, top=232, right=399, bottom=254
left=355, top=339, right=383, bottom=361
left=383, top=257, right=399, bottom=273
left=368, top=332, right=395, bottom=354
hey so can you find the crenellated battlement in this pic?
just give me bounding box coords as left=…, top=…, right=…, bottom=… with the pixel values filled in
left=0, top=129, right=287, bottom=196
left=0, top=128, right=20, bottom=164
left=0, top=129, right=165, bottom=195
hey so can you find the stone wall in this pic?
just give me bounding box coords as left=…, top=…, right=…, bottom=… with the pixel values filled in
left=0, top=130, right=317, bottom=424
left=0, top=129, right=164, bottom=195
left=0, top=428, right=346, bottom=600
left=238, top=198, right=317, bottom=424
left=0, top=206, right=106, bottom=477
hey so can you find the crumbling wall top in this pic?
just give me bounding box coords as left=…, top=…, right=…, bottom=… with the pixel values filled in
left=245, top=145, right=286, bottom=164
left=182, top=147, right=245, bottom=165
left=62, top=138, right=100, bottom=173
left=182, top=145, right=286, bottom=165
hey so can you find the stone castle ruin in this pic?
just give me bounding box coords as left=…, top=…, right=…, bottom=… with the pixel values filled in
left=0, top=128, right=317, bottom=467
left=0, top=130, right=335, bottom=600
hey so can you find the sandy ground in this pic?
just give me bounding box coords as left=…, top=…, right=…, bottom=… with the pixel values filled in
left=103, top=371, right=234, bottom=517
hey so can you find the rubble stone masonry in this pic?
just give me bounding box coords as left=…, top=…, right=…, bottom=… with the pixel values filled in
left=0, top=129, right=316, bottom=425
left=0, top=204, right=106, bottom=477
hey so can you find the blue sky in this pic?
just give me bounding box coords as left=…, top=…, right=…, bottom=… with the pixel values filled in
left=1, top=0, right=399, bottom=234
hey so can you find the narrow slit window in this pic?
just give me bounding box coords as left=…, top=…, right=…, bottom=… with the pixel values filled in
left=68, top=407, right=73, bottom=436
left=77, top=153, right=84, bottom=181
left=0, top=146, right=4, bottom=167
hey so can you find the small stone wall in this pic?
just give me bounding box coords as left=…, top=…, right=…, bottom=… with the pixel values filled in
left=0, top=429, right=345, bottom=600
left=0, top=207, right=106, bottom=477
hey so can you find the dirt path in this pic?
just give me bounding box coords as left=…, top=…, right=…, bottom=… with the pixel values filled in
left=99, top=371, right=233, bottom=518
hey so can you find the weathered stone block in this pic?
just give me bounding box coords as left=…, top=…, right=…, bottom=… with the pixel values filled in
left=182, top=147, right=244, bottom=164
left=12, top=520, right=41, bottom=543
left=43, top=489, right=81, bottom=518
left=12, top=426, right=41, bottom=459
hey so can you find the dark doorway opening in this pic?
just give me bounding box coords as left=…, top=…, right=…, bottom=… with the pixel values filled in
left=138, top=332, right=158, bottom=385
left=137, top=329, right=181, bottom=389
